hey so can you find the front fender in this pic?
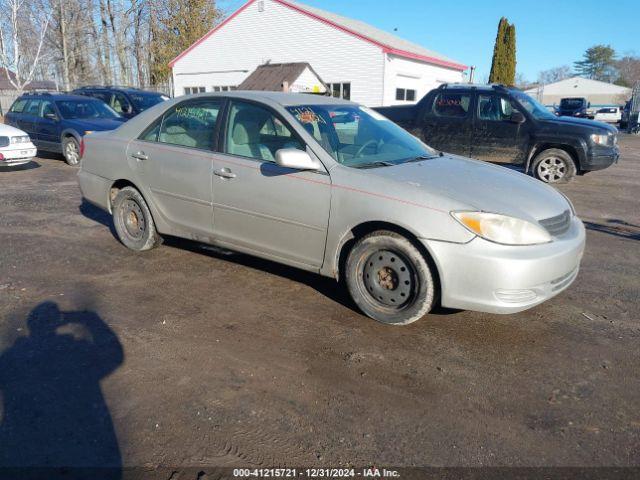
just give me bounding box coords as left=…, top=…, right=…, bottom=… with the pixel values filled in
left=527, top=136, right=588, bottom=171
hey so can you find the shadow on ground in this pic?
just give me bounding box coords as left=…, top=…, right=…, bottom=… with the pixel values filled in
left=79, top=200, right=460, bottom=317
left=0, top=302, right=123, bottom=479
left=584, top=219, right=640, bottom=241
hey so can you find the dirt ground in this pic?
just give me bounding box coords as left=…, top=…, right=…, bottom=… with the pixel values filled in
left=0, top=136, right=639, bottom=471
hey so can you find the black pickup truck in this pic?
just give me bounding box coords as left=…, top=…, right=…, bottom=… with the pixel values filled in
left=375, top=84, right=619, bottom=183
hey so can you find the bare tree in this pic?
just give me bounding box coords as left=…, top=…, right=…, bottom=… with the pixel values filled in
left=537, top=65, right=572, bottom=85
left=0, top=0, right=51, bottom=92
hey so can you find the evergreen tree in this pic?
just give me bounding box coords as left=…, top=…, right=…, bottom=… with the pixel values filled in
left=574, top=45, right=617, bottom=81
left=489, top=17, right=517, bottom=86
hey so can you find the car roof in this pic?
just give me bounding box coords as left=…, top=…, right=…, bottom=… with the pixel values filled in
left=436, top=83, right=520, bottom=93
left=76, top=86, right=164, bottom=96
left=184, top=90, right=357, bottom=107
left=18, top=92, right=102, bottom=102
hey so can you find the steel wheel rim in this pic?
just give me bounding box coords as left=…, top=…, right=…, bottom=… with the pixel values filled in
left=361, top=250, right=415, bottom=308
left=121, top=199, right=146, bottom=240
left=65, top=141, right=79, bottom=164
left=537, top=157, right=566, bottom=183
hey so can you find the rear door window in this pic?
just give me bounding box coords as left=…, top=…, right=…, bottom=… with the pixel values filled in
left=433, top=93, right=471, bottom=118
left=155, top=100, right=222, bottom=150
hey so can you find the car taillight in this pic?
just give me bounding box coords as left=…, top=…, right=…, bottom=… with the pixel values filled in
left=79, top=138, right=85, bottom=158
left=0, top=153, right=4, bottom=160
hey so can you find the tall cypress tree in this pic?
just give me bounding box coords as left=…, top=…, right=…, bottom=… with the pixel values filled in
left=489, top=17, right=517, bottom=85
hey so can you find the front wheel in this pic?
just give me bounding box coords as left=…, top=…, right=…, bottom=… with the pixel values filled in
left=62, top=136, right=81, bottom=166
left=532, top=148, right=577, bottom=184
left=345, top=231, right=436, bottom=325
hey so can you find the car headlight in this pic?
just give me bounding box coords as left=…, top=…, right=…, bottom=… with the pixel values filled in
left=84, top=131, right=94, bottom=135
left=590, top=133, right=609, bottom=145
left=452, top=211, right=552, bottom=246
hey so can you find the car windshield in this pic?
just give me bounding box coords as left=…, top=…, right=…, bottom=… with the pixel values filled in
left=560, top=98, right=584, bottom=108
left=286, top=104, right=436, bottom=168
left=511, top=92, right=556, bottom=120
left=129, top=92, right=168, bottom=112
left=56, top=100, right=120, bottom=120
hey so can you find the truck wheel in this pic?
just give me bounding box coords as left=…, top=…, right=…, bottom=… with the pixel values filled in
left=345, top=231, right=436, bottom=325
left=532, top=148, right=576, bottom=184
left=112, top=186, right=160, bottom=251
left=62, top=136, right=81, bottom=166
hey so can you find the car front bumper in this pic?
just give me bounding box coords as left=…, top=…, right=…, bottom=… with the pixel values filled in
left=422, top=217, right=586, bottom=314
left=583, top=145, right=619, bottom=171
left=0, top=146, right=37, bottom=167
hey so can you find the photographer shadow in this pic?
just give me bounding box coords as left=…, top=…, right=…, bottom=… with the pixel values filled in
left=0, top=302, right=123, bottom=479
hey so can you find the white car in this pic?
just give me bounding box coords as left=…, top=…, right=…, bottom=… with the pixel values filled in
left=594, top=107, right=622, bottom=124
left=0, top=123, right=37, bottom=167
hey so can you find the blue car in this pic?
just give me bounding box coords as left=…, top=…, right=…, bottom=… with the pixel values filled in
left=5, top=92, right=125, bottom=165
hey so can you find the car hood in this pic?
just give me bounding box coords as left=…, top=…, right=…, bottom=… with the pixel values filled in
left=365, top=155, right=571, bottom=223
left=65, top=118, right=126, bottom=132
left=540, top=115, right=617, bottom=133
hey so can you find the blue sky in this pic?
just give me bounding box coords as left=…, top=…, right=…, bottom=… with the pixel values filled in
left=221, top=0, right=638, bottom=82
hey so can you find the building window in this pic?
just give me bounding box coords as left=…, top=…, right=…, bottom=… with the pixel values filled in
left=212, top=86, right=237, bottom=92
left=396, top=88, right=416, bottom=102
left=328, top=82, right=351, bottom=100
left=184, top=86, right=206, bottom=95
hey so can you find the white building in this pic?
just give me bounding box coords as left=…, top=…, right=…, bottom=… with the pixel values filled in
left=170, top=0, right=467, bottom=107
left=525, top=77, right=631, bottom=107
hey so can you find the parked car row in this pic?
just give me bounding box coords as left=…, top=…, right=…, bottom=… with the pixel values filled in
left=3, top=86, right=168, bottom=165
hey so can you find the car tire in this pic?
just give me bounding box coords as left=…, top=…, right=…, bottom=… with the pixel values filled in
left=112, top=186, right=160, bottom=251
left=345, top=230, right=436, bottom=325
left=62, top=136, right=81, bottom=166
left=532, top=148, right=577, bottom=184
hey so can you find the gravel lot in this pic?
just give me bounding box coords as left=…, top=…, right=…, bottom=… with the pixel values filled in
left=0, top=136, right=638, bottom=470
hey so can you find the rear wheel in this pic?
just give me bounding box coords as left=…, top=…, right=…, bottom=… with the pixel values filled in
left=345, top=231, right=436, bottom=325
left=62, top=136, right=81, bottom=166
left=112, top=186, right=160, bottom=251
left=532, top=148, right=576, bottom=184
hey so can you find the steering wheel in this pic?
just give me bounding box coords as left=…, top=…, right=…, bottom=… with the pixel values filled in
left=355, top=139, right=379, bottom=158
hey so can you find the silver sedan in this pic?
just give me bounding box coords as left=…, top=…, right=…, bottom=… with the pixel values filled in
left=78, top=92, right=585, bottom=325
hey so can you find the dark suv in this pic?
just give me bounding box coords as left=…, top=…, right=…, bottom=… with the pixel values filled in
left=72, top=86, right=169, bottom=119
left=5, top=92, right=125, bottom=165
left=375, top=84, right=619, bottom=183
left=558, top=97, right=592, bottom=119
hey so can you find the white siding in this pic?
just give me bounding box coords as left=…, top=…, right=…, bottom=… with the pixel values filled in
left=382, top=54, right=463, bottom=106
left=291, top=67, right=327, bottom=93
left=172, top=0, right=384, bottom=105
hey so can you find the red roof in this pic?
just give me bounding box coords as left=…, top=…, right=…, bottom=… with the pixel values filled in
left=168, top=0, right=467, bottom=71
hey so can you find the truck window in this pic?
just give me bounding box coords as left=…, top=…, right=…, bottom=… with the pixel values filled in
left=478, top=95, right=515, bottom=121
left=433, top=93, right=471, bottom=118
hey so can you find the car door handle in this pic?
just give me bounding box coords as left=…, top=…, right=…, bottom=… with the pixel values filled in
left=213, top=168, right=236, bottom=179
left=131, top=151, right=148, bottom=161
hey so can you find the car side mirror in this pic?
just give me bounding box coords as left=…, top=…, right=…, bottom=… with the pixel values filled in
left=275, top=148, right=320, bottom=171
left=510, top=111, right=525, bottom=124
left=121, top=104, right=131, bottom=114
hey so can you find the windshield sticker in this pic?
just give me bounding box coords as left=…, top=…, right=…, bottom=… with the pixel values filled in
left=289, top=107, right=326, bottom=125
